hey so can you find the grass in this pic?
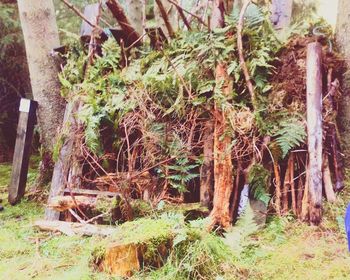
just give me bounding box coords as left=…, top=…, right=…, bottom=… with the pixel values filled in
left=1, top=159, right=350, bottom=279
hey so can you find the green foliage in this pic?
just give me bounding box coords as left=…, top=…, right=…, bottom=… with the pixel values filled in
left=248, top=164, right=271, bottom=206
left=273, top=118, right=307, bottom=158
left=158, top=158, right=199, bottom=193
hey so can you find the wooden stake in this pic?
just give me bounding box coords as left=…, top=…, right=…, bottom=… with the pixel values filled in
left=301, top=168, right=310, bottom=221
left=8, top=98, right=37, bottom=205
left=306, top=42, right=323, bottom=225
left=323, top=154, right=336, bottom=203
left=273, top=161, right=282, bottom=215
left=289, top=154, right=297, bottom=215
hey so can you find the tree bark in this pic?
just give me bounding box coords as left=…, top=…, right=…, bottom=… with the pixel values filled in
left=306, top=42, right=323, bottom=225
left=17, top=0, right=65, bottom=151
left=207, top=0, right=234, bottom=230
left=270, top=0, right=293, bottom=31
left=336, top=0, right=350, bottom=167
left=200, top=121, right=214, bottom=208
left=126, top=0, right=144, bottom=35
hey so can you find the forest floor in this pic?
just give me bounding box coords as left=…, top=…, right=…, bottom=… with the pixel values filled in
left=1, top=158, right=350, bottom=279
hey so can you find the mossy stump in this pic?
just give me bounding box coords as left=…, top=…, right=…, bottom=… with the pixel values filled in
left=93, top=218, right=174, bottom=277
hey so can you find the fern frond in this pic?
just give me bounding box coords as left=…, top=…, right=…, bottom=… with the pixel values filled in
left=273, top=119, right=306, bottom=158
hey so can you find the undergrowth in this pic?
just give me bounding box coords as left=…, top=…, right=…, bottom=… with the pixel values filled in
left=1, top=161, right=350, bottom=279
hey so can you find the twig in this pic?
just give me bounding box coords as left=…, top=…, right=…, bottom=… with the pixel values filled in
left=68, top=208, right=85, bottom=223
left=60, top=0, right=102, bottom=30
left=167, top=0, right=191, bottom=30
left=237, top=0, right=257, bottom=109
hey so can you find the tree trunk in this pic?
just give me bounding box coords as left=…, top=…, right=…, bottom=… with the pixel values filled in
left=336, top=0, right=350, bottom=167
left=207, top=0, right=234, bottom=231
left=126, top=0, right=144, bottom=35
left=270, top=0, right=293, bottom=31
left=17, top=0, right=65, bottom=152
left=306, top=42, right=323, bottom=225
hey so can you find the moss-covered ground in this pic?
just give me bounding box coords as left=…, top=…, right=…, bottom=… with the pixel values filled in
left=0, top=159, right=350, bottom=279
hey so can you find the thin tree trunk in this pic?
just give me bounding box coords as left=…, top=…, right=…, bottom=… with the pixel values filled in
left=306, top=42, right=323, bottom=225
left=17, top=0, right=65, bottom=153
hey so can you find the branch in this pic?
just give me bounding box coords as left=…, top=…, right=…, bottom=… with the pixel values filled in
left=167, top=0, right=207, bottom=27
left=105, top=0, right=141, bottom=46
left=167, top=0, right=191, bottom=30
left=237, top=0, right=257, bottom=109
left=60, top=0, right=102, bottom=30
left=155, top=0, right=175, bottom=38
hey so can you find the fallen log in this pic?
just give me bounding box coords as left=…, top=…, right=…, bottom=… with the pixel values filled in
left=34, top=220, right=117, bottom=236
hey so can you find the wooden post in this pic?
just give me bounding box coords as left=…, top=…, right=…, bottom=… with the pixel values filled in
left=45, top=102, right=77, bottom=220
left=306, top=42, right=323, bottom=225
left=8, top=98, right=37, bottom=205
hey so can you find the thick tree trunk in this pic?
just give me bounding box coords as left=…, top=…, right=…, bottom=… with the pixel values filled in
left=207, top=0, right=234, bottom=230
left=306, top=42, right=323, bottom=225
left=126, top=0, right=144, bottom=35
left=270, top=0, right=293, bottom=31
left=209, top=63, right=234, bottom=230
left=336, top=0, right=350, bottom=167
left=17, top=0, right=65, bottom=151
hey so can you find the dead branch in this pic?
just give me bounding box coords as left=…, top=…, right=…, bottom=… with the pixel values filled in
left=237, top=0, right=257, bottom=109
left=106, top=0, right=142, bottom=46
left=155, top=0, right=175, bottom=38
left=167, top=0, right=207, bottom=27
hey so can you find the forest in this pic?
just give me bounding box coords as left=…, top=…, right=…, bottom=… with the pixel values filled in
left=1, top=0, right=350, bottom=279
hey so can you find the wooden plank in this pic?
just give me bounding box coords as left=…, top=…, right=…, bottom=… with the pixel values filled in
left=306, top=42, right=323, bottom=225
left=8, top=98, right=37, bottom=205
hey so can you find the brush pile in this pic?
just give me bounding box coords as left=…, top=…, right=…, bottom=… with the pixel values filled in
left=46, top=2, right=345, bottom=232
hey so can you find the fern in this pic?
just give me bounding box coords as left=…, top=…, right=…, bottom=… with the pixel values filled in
left=273, top=119, right=306, bottom=158
left=248, top=164, right=271, bottom=206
